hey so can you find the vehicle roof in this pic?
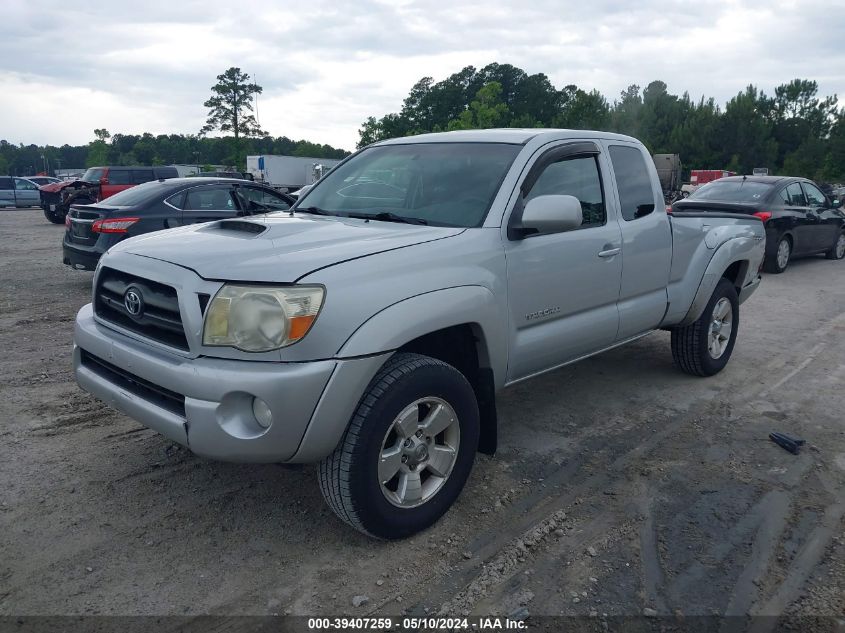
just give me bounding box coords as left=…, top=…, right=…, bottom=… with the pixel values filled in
left=373, top=128, right=642, bottom=146
left=713, top=175, right=801, bottom=185
left=138, top=177, right=262, bottom=189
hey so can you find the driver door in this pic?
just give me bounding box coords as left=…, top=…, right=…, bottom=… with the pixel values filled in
left=504, top=143, right=622, bottom=381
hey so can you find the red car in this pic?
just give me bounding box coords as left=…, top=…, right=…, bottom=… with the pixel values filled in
left=40, top=165, right=178, bottom=224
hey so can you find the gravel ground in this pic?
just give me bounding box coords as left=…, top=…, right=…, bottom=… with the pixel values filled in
left=1, top=207, right=844, bottom=624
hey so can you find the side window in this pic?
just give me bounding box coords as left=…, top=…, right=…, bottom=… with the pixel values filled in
left=802, top=182, right=827, bottom=208
left=609, top=145, right=657, bottom=221
left=0, top=177, right=12, bottom=189
left=131, top=169, right=154, bottom=185
left=524, top=156, right=606, bottom=227
left=184, top=187, right=235, bottom=210
left=108, top=169, right=131, bottom=185
left=165, top=191, right=186, bottom=210
left=14, top=178, right=37, bottom=190
left=779, top=183, right=805, bottom=206
left=236, top=187, right=291, bottom=212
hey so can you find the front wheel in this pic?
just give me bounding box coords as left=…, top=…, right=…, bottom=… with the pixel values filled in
left=43, top=207, right=64, bottom=224
left=671, top=278, right=739, bottom=377
left=825, top=230, right=845, bottom=260
left=764, top=236, right=791, bottom=274
left=318, top=353, right=479, bottom=539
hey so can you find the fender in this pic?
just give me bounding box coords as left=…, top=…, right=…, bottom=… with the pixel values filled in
left=337, top=285, right=507, bottom=388
left=678, top=236, right=760, bottom=326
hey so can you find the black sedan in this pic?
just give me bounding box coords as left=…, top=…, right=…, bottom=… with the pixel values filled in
left=673, top=176, right=845, bottom=273
left=63, top=178, right=294, bottom=271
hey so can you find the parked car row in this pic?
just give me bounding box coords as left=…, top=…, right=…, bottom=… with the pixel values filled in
left=672, top=175, right=845, bottom=273
left=40, top=165, right=180, bottom=224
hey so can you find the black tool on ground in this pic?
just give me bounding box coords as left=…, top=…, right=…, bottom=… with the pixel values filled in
left=769, top=432, right=806, bottom=455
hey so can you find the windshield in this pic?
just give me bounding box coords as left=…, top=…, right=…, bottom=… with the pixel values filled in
left=96, top=180, right=160, bottom=206
left=81, top=168, right=105, bottom=183
left=294, top=142, right=521, bottom=227
left=689, top=180, right=773, bottom=202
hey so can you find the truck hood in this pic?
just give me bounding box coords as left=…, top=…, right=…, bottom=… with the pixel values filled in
left=112, top=213, right=465, bottom=282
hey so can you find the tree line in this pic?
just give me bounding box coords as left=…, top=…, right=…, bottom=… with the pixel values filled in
left=358, top=63, right=845, bottom=182
left=0, top=132, right=349, bottom=177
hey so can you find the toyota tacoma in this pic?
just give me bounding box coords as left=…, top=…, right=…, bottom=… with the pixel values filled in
left=72, top=129, right=765, bottom=538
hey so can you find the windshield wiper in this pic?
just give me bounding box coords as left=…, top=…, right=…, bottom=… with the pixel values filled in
left=348, top=212, right=428, bottom=225
left=296, top=206, right=337, bottom=216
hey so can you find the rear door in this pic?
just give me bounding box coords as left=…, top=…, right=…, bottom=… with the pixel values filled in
left=13, top=178, right=40, bottom=207
left=801, top=181, right=839, bottom=251
left=776, top=182, right=814, bottom=254
left=606, top=143, right=671, bottom=340
left=180, top=185, right=239, bottom=224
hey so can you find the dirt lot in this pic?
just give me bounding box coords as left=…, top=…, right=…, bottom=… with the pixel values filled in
left=1, top=207, right=844, bottom=623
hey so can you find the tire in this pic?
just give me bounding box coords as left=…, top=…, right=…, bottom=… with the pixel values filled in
left=671, top=278, right=739, bottom=377
left=764, top=236, right=791, bottom=274
left=43, top=207, right=63, bottom=224
left=825, top=230, right=845, bottom=260
left=318, top=352, right=480, bottom=539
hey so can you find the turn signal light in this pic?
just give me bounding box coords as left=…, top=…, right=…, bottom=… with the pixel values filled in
left=92, top=217, right=140, bottom=233
left=753, top=211, right=772, bottom=222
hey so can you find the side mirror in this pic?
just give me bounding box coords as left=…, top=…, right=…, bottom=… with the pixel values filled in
left=517, top=194, right=583, bottom=237
left=833, top=199, right=842, bottom=208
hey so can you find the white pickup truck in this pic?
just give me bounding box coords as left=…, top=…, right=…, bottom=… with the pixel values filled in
left=73, top=129, right=765, bottom=538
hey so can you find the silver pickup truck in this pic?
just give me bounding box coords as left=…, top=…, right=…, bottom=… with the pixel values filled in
left=73, top=129, right=765, bottom=538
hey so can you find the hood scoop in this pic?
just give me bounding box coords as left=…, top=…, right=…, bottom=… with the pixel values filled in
left=207, top=219, right=268, bottom=236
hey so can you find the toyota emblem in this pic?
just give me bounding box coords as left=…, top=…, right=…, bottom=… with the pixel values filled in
left=124, top=287, right=144, bottom=317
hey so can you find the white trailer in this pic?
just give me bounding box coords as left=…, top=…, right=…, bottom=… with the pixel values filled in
left=246, top=155, right=342, bottom=191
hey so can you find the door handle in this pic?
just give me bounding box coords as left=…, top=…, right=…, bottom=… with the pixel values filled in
left=598, top=247, right=621, bottom=258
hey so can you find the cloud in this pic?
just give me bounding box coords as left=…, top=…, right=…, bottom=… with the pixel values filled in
left=1, top=0, right=842, bottom=151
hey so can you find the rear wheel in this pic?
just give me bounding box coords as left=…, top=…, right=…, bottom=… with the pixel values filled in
left=764, top=236, right=791, bottom=274
left=318, top=353, right=479, bottom=539
left=825, top=230, right=845, bottom=260
left=671, top=278, right=739, bottom=377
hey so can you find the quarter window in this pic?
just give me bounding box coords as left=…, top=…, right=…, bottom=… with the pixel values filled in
left=524, top=156, right=606, bottom=226
left=609, top=145, right=657, bottom=221
left=779, top=183, right=805, bottom=206
left=802, top=182, right=827, bottom=208
left=236, top=187, right=291, bottom=212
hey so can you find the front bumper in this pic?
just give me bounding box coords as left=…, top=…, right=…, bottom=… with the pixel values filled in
left=73, top=303, right=389, bottom=463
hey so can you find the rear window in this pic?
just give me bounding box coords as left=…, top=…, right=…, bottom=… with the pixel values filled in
left=81, top=168, right=105, bottom=183
left=95, top=180, right=162, bottom=206
left=689, top=180, right=773, bottom=202
left=131, top=169, right=154, bottom=184
left=609, top=145, right=656, bottom=221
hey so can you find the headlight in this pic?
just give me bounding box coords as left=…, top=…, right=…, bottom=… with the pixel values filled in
left=202, top=285, right=324, bottom=352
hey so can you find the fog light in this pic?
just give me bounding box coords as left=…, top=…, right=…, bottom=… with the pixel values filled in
left=252, top=397, right=273, bottom=429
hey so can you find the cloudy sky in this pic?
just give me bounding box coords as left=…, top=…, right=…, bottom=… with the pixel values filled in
left=2, top=0, right=843, bottom=151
